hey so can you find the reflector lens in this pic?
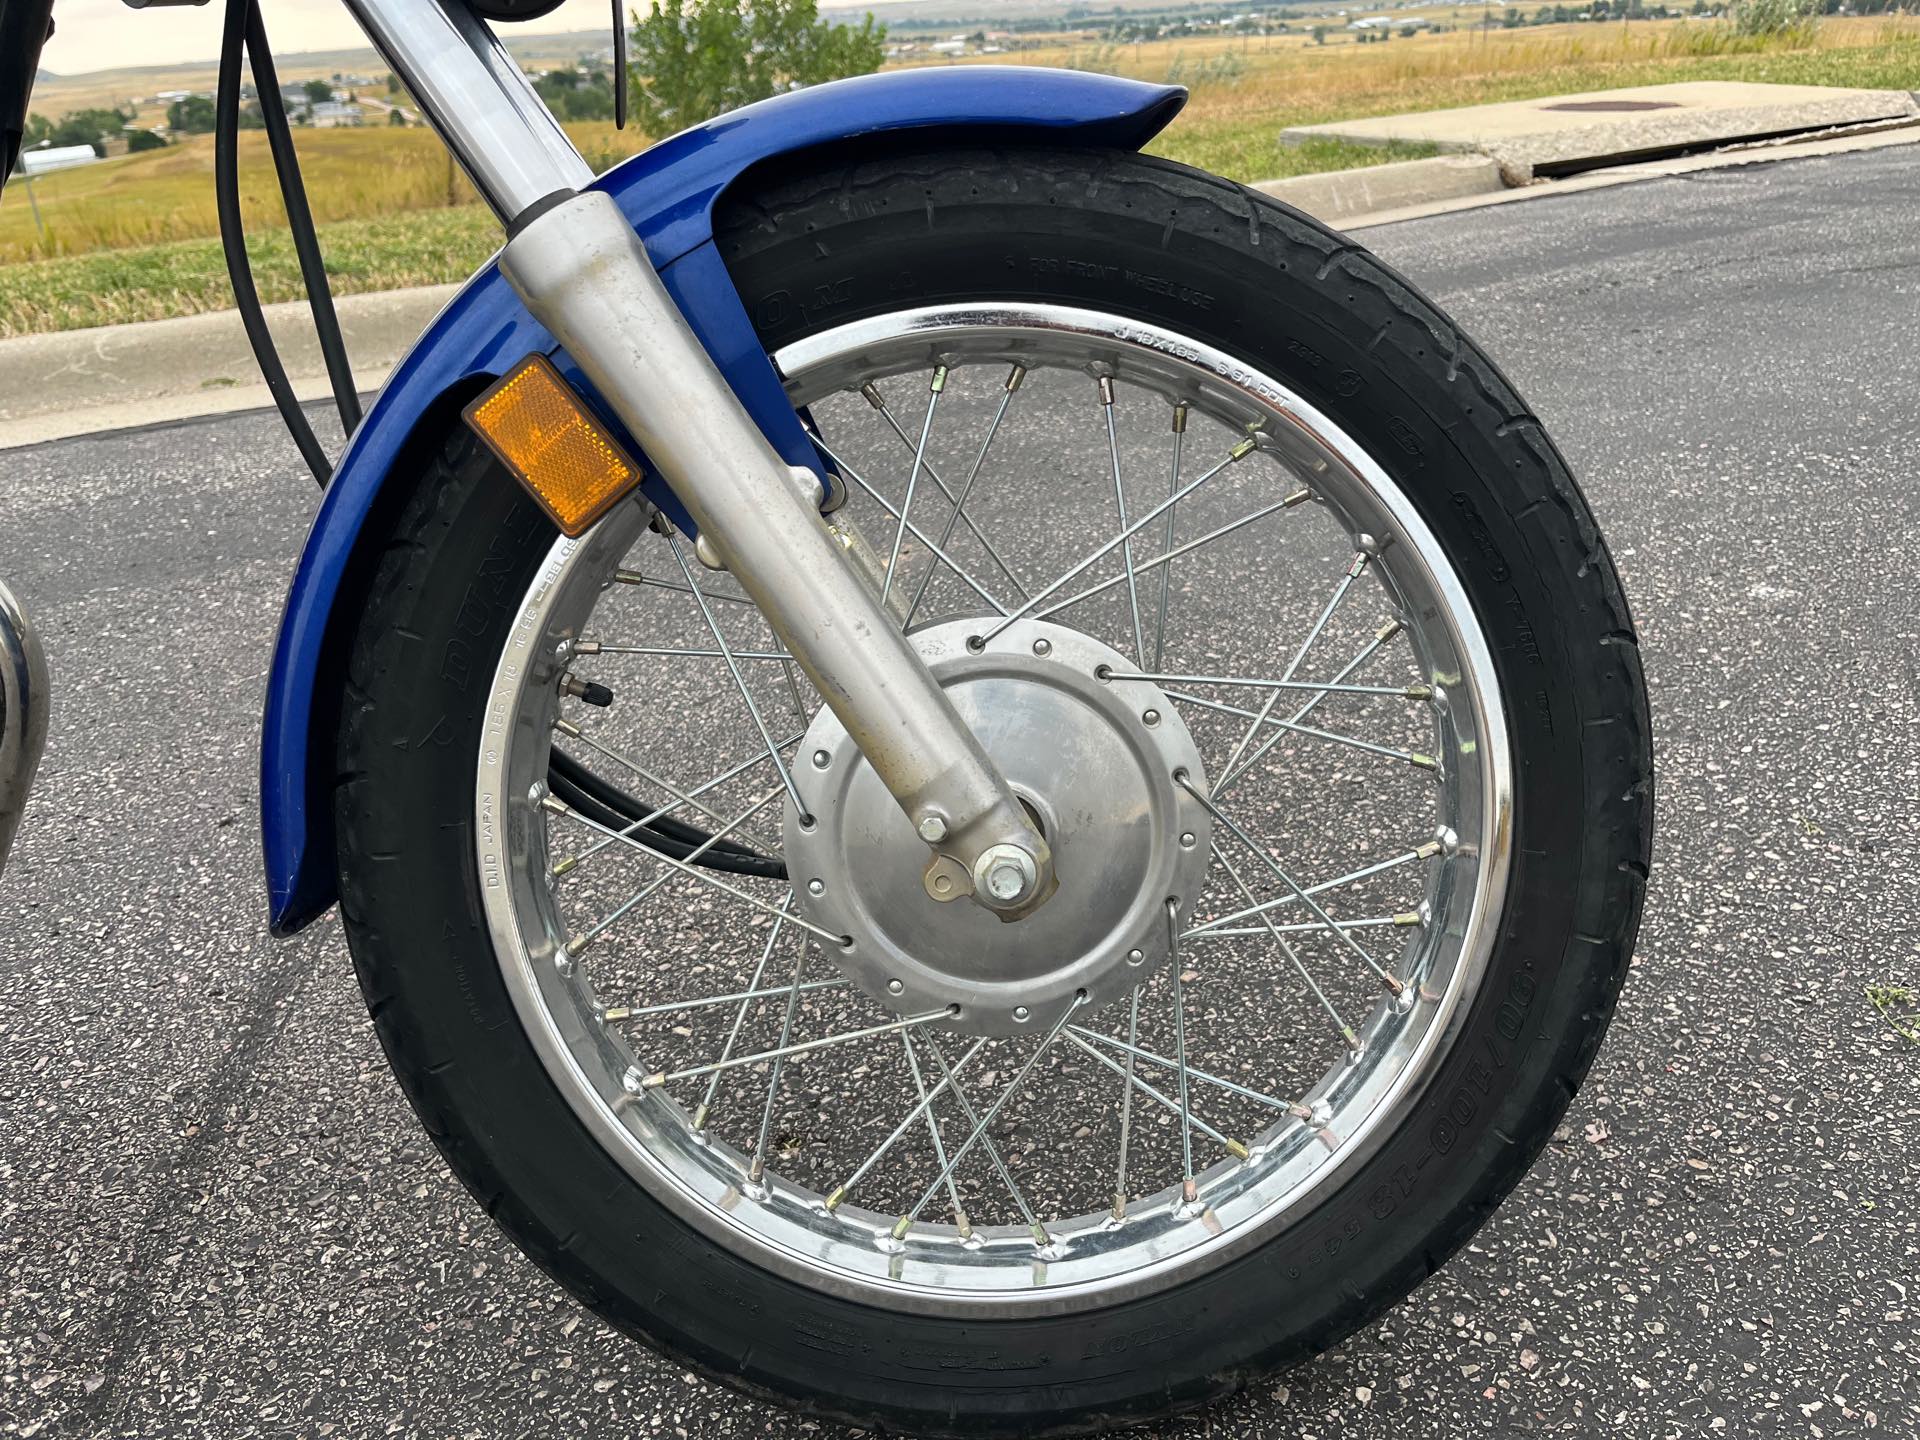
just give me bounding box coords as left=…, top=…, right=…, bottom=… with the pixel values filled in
left=464, top=355, right=641, bottom=536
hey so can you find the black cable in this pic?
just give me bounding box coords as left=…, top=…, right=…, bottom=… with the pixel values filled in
left=245, top=3, right=361, bottom=439
left=215, top=0, right=333, bottom=485
left=548, top=752, right=787, bottom=879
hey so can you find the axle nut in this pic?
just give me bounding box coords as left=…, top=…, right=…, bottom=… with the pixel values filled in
left=974, top=843, right=1039, bottom=905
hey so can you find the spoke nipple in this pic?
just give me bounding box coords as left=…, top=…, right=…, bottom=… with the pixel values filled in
left=640, top=1072, right=666, bottom=1090
left=603, top=1005, right=631, bottom=1022
left=1415, top=839, right=1443, bottom=860
left=691, top=1103, right=710, bottom=1131
left=890, top=1215, right=912, bottom=1240
left=1377, top=617, right=1405, bottom=642
left=1229, top=436, right=1258, bottom=461
left=1170, top=401, right=1189, bottom=433
left=1111, top=1194, right=1128, bottom=1222
left=1347, top=553, right=1370, bottom=578
left=860, top=382, right=885, bottom=409
left=1226, top=1139, right=1251, bottom=1161
left=956, top=1212, right=974, bottom=1240
left=550, top=855, right=578, bottom=877
left=1341, top=1026, right=1361, bottom=1051
left=1393, top=912, right=1421, bottom=928
left=539, top=793, right=572, bottom=817
left=564, top=934, right=589, bottom=958
left=1181, top=1178, right=1199, bottom=1206
left=1283, top=487, right=1312, bottom=507
left=930, top=364, right=950, bottom=393
left=613, top=568, right=645, bottom=585
left=1031, top=1223, right=1051, bottom=1249
left=1289, top=1103, right=1315, bottom=1122
left=553, top=716, right=583, bottom=739
left=1405, top=683, right=1434, bottom=701
left=1381, top=975, right=1406, bottom=999
left=748, top=1156, right=766, bottom=1184
left=572, top=640, right=603, bottom=656
left=825, top=1186, right=847, bottom=1212
left=1410, top=753, right=1439, bottom=772
left=1098, top=375, right=1115, bottom=407
left=1006, top=363, right=1027, bottom=392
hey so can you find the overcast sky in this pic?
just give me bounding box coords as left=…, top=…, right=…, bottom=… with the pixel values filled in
left=41, top=0, right=909, bottom=75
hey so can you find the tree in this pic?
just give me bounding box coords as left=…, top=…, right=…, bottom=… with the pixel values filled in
left=533, top=65, right=616, bottom=121
left=388, top=107, right=408, bottom=126
left=1310, top=22, right=1329, bottom=40
left=126, top=128, right=167, bottom=152
left=166, top=95, right=217, bottom=134
left=48, top=107, right=131, bottom=155
left=628, top=0, right=886, bottom=134
left=304, top=79, right=334, bottom=105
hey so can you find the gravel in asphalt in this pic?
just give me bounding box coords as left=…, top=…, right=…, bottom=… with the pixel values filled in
left=1, top=145, right=1916, bottom=1439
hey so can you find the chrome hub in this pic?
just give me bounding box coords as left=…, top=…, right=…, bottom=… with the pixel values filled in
left=784, top=619, right=1212, bottom=1036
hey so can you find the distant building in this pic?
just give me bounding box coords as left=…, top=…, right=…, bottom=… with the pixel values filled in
left=309, top=100, right=365, bottom=128
left=20, top=144, right=97, bottom=175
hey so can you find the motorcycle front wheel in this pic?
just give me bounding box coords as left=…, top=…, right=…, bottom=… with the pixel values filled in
left=332, top=146, right=1651, bottom=1436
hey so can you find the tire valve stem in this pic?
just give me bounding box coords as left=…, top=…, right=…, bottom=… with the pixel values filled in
left=561, top=674, right=614, bottom=707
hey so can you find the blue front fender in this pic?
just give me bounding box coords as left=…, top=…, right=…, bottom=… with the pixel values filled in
left=262, top=66, right=1185, bottom=935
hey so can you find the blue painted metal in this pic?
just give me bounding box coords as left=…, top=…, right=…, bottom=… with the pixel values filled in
left=262, top=66, right=1186, bottom=935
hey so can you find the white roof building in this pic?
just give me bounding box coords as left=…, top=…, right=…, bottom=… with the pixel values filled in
left=20, top=145, right=98, bottom=175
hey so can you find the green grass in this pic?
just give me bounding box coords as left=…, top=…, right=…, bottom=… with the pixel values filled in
left=2, top=20, right=1915, bottom=334
left=0, top=205, right=502, bottom=337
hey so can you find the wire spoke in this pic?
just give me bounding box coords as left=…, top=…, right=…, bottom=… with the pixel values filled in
left=1110, top=979, right=1144, bottom=1220
left=881, top=365, right=946, bottom=609
left=750, top=931, right=812, bottom=1183
left=978, top=435, right=1262, bottom=646
left=1034, top=495, right=1304, bottom=624
left=1111, top=671, right=1423, bottom=701
left=1212, top=846, right=1361, bottom=1051
left=559, top=719, right=787, bottom=858
left=921, top=1033, right=1047, bottom=1243
left=587, top=644, right=797, bottom=663
left=1179, top=914, right=1417, bottom=942
left=1184, top=841, right=1439, bottom=937
left=545, top=795, right=845, bottom=947
left=1166, top=898, right=1196, bottom=1193
left=614, top=567, right=756, bottom=610
left=566, top=785, right=784, bottom=953
left=1217, top=553, right=1370, bottom=785
left=824, top=1034, right=989, bottom=1212
left=1070, top=1027, right=1305, bottom=1115
left=642, top=1006, right=955, bottom=1090
left=690, top=894, right=796, bottom=1130
left=904, top=364, right=1024, bottom=628
left=1099, top=376, right=1148, bottom=664
left=552, top=728, right=803, bottom=875
left=1215, top=616, right=1406, bottom=799
left=609, top=976, right=847, bottom=1025
left=897, top=993, right=1084, bottom=1236
left=665, top=530, right=812, bottom=823
left=1063, top=1031, right=1245, bottom=1160
left=901, top=1033, right=971, bottom=1236
left=1179, top=774, right=1405, bottom=997
left=1161, top=689, right=1436, bottom=772
left=816, top=436, right=1011, bottom=617
left=1151, top=403, right=1186, bottom=670
left=863, top=380, right=1030, bottom=599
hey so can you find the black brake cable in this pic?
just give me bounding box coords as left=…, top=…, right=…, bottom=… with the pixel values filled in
left=216, top=0, right=784, bottom=878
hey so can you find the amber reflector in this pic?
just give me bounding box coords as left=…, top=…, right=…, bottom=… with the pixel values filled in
left=464, top=355, right=641, bottom=537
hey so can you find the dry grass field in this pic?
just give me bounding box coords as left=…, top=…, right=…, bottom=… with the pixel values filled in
left=2, top=15, right=1916, bottom=333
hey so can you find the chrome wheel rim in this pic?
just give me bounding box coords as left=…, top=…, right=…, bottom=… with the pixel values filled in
left=475, top=302, right=1513, bottom=1316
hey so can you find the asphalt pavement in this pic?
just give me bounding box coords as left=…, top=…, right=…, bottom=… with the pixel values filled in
left=2, top=144, right=1917, bottom=1439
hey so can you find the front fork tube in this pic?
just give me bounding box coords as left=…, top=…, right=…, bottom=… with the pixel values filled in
left=500, top=193, right=1053, bottom=917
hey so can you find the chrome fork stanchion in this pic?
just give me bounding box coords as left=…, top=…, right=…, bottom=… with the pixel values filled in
left=340, top=0, right=1053, bottom=916
left=0, top=580, right=49, bottom=878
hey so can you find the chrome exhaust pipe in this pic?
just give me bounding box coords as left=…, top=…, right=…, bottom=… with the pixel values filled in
left=0, top=579, right=49, bottom=878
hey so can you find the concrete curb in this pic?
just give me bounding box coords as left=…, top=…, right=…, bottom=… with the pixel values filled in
left=0, top=284, right=457, bottom=450
left=1252, top=154, right=1506, bottom=223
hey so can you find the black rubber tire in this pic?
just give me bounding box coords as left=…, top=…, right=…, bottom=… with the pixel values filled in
left=333, top=146, right=1652, bottom=1437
